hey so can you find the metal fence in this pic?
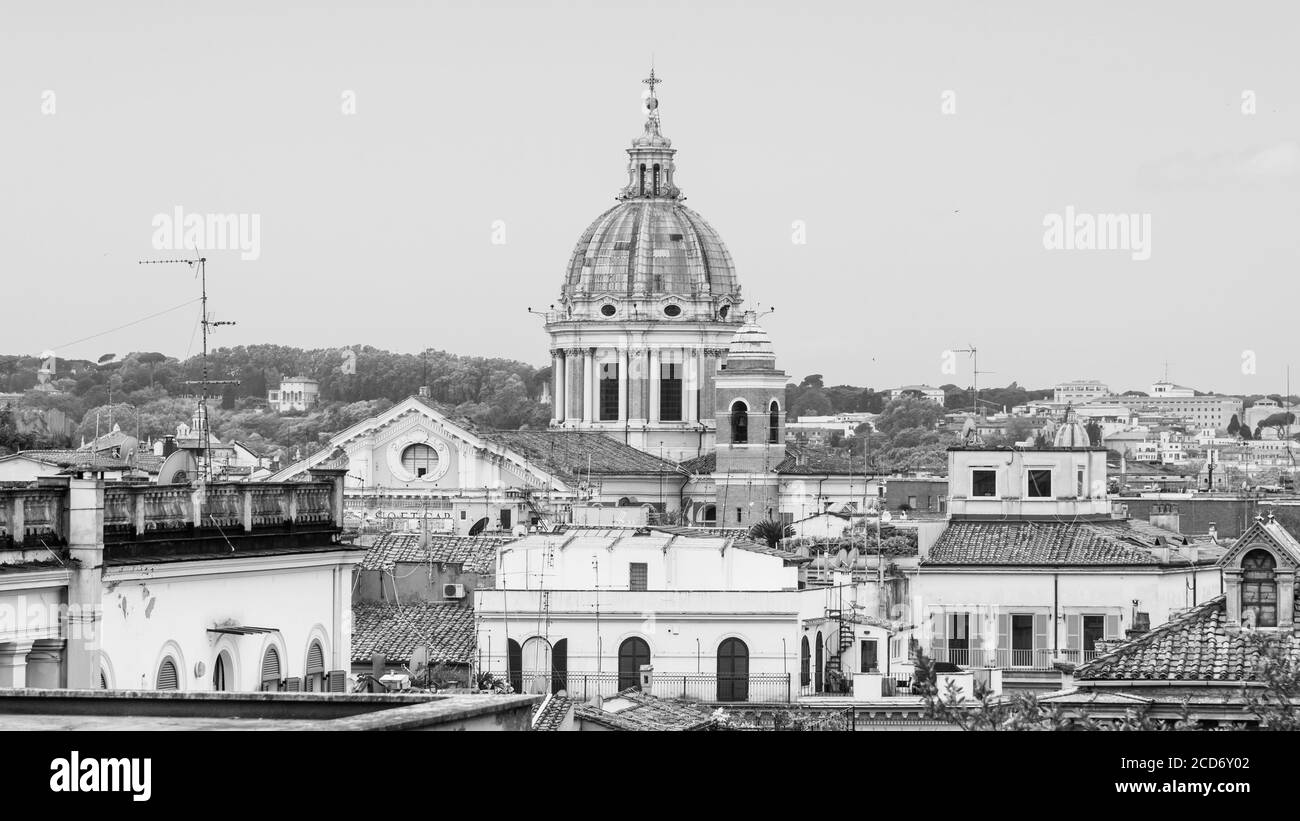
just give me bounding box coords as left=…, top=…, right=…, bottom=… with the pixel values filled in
left=501, top=670, right=793, bottom=703
left=926, top=647, right=1095, bottom=670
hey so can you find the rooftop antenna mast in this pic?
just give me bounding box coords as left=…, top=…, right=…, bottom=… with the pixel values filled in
left=952, top=345, right=986, bottom=415
left=139, top=257, right=238, bottom=481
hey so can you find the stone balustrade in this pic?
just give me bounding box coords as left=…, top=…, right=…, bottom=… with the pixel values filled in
left=0, top=474, right=346, bottom=554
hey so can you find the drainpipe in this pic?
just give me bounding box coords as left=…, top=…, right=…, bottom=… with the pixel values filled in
left=1053, top=573, right=1059, bottom=656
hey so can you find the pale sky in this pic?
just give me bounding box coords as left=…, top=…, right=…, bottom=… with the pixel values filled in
left=2, top=0, right=1297, bottom=395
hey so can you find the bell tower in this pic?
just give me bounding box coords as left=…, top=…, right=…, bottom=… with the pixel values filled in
left=713, top=311, right=786, bottom=528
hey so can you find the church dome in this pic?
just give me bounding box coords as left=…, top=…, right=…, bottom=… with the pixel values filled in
left=563, top=200, right=738, bottom=302
left=558, top=70, right=740, bottom=314
left=1054, top=409, right=1093, bottom=447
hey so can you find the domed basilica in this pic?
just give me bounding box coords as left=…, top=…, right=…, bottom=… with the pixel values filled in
left=545, top=71, right=749, bottom=462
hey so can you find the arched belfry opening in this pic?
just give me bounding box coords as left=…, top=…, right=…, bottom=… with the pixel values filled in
left=730, top=400, right=748, bottom=444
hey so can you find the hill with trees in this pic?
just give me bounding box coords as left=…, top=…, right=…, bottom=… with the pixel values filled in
left=0, top=346, right=552, bottom=461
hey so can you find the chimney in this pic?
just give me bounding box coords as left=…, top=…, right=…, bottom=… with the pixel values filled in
left=418, top=385, right=431, bottom=398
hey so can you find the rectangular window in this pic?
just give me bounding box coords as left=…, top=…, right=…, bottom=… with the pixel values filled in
left=659, top=362, right=682, bottom=421
left=629, top=562, right=648, bottom=591
left=971, top=469, right=997, bottom=497
left=1027, top=469, right=1052, bottom=498
left=599, top=362, right=620, bottom=421
left=860, top=640, right=878, bottom=673
left=1076, top=467, right=1085, bottom=497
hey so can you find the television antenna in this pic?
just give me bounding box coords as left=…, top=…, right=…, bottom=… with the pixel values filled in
left=951, top=345, right=993, bottom=415
left=138, top=256, right=238, bottom=481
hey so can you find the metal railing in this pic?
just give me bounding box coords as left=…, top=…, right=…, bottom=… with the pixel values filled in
left=500, top=670, right=792, bottom=703
left=926, top=647, right=1062, bottom=671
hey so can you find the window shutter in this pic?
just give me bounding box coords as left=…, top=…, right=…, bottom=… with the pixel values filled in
left=1066, top=614, right=1081, bottom=651
left=969, top=612, right=983, bottom=651
left=327, top=670, right=347, bottom=692
left=261, top=647, right=281, bottom=683
left=930, top=610, right=946, bottom=655
left=1033, top=613, right=1048, bottom=651
left=996, top=613, right=1009, bottom=652
left=507, top=639, right=523, bottom=694
left=306, top=642, right=325, bottom=675
left=285, top=677, right=302, bottom=692
left=1104, top=613, right=1120, bottom=639
left=156, top=658, right=178, bottom=691
left=551, top=639, right=568, bottom=695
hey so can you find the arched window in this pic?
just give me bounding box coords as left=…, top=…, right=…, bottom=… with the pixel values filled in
left=618, top=637, right=651, bottom=691
left=212, top=652, right=229, bottom=692
left=730, top=401, right=748, bottom=444
left=653, top=163, right=661, bottom=196
left=305, top=641, right=325, bottom=692
left=815, top=632, right=824, bottom=692
left=1242, top=549, right=1278, bottom=627
left=639, top=163, right=646, bottom=196
left=768, top=400, right=780, bottom=444
left=401, top=443, right=439, bottom=478
left=156, top=657, right=179, bottom=691
left=702, top=505, right=716, bottom=527
left=260, top=646, right=282, bottom=692
left=800, top=636, right=810, bottom=687
left=716, top=638, right=749, bottom=701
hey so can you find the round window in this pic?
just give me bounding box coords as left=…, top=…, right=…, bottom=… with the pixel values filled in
left=401, top=443, right=439, bottom=478
left=601, top=304, right=616, bottom=317
left=664, top=304, right=682, bottom=317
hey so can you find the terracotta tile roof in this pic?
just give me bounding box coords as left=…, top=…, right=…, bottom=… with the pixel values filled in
left=479, top=430, right=679, bottom=484
left=923, top=519, right=1198, bottom=566
left=350, top=601, right=475, bottom=665
left=679, top=446, right=874, bottom=477
left=359, top=532, right=515, bottom=574
left=1075, top=595, right=1300, bottom=682
left=7, top=449, right=133, bottom=470
left=572, top=688, right=717, bottom=731
left=531, top=694, right=574, bottom=731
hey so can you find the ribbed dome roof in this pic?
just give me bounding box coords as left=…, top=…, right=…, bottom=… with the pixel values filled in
left=563, top=200, right=738, bottom=300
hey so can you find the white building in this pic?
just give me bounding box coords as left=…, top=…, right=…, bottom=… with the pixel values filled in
left=268, top=376, right=320, bottom=413
left=1053, top=379, right=1110, bottom=405
left=887, top=385, right=947, bottom=405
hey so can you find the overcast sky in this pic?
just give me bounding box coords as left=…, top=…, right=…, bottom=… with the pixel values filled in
left=2, top=1, right=1297, bottom=395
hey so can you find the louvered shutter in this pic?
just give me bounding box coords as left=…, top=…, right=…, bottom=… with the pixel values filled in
left=100, top=671, right=108, bottom=689
left=997, top=613, right=1009, bottom=665
left=1104, top=613, right=1120, bottom=640
left=507, top=639, right=523, bottom=694
left=284, top=677, right=302, bottom=692
left=327, top=670, right=347, bottom=692
left=1033, top=614, right=1049, bottom=665
left=1065, top=614, right=1081, bottom=652
left=261, top=647, right=281, bottom=685
left=157, top=658, right=178, bottom=691
left=969, top=612, right=983, bottom=663
left=306, top=642, right=325, bottom=675
left=930, top=610, right=946, bottom=658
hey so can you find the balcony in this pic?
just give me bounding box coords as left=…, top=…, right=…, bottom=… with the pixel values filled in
left=498, top=670, right=793, bottom=703
left=947, top=496, right=1115, bottom=519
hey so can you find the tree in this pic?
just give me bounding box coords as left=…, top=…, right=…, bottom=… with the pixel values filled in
left=1241, top=425, right=1253, bottom=441
left=1228, top=414, right=1241, bottom=436
left=1084, top=421, right=1102, bottom=446
left=874, top=398, right=944, bottom=437
left=799, top=374, right=824, bottom=389
left=748, top=519, right=793, bottom=548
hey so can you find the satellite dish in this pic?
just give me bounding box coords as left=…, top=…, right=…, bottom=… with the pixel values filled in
left=847, top=547, right=861, bottom=568
left=467, top=516, right=489, bottom=536
left=835, top=548, right=849, bottom=568
left=411, top=646, right=428, bottom=670
left=157, top=449, right=199, bottom=485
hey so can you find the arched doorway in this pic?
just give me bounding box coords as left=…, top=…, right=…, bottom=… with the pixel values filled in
left=212, top=651, right=231, bottom=692
left=521, top=637, right=553, bottom=694
left=814, top=632, right=824, bottom=692
left=716, top=638, right=749, bottom=702
left=800, top=636, right=810, bottom=688
left=305, top=640, right=325, bottom=692
left=618, top=637, right=651, bottom=691
left=260, top=646, right=282, bottom=692
left=702, top=505, right=717, bottom=527
left=506, top=639, right=523, bottom=694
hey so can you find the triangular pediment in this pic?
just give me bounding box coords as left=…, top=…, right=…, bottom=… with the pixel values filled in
left=1218, top=518, right=1300, bottom=570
